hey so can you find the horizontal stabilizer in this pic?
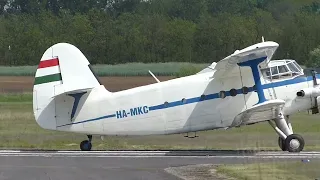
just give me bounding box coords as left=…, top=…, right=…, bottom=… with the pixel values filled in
left=230, top=99, right=285, bottom=127
left=51, top=85, right=93, bottom=98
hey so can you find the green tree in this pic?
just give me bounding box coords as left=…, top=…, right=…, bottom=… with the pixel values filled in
left=306, top=46, right=320, bottom=67
left=0, top=0, right=7, bottom=14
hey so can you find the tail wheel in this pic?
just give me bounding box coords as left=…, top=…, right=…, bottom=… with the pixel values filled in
left=80, top=140, right=92, bottom=151
left=278, top=137, right=286, bottom=151
left=285, top=134, right=305, bottom=152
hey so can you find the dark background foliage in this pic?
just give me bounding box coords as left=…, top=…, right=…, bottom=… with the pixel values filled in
left=1, top=0, right=320, bottom=66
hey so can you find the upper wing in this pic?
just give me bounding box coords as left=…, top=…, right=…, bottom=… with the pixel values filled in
left=208, top=41, right=279, bottom=78
left=230, top=99, right=285, bottom=128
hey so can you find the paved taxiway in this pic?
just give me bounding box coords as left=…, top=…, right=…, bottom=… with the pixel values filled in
left=0, top=150, right=319, bottom=180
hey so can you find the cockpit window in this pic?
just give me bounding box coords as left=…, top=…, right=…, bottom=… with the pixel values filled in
left=278, top=65, right=289, bottom=73
left=293, top=61, right=303, bottom=72
left=264, top=68, right=271, bottom=77
left=260, top=60, right=303, bottom=81
left=271, top=66, right=278, bottom=75
left=287, top=62, right=300, bottom=73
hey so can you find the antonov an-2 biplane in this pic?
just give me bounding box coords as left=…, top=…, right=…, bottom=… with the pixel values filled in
left=33, top=39, right=320, bottom=152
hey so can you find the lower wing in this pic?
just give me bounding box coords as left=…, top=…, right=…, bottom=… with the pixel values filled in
left=230, top=99, right=285, bottom=127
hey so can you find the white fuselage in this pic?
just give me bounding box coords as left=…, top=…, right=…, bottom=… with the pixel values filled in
left=54, top=69, right=317, bottom=136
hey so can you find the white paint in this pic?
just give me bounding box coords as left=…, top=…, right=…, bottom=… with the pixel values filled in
left=32, top=41, right=320, bottom=152
left=36, top=66, right=60, bottom=77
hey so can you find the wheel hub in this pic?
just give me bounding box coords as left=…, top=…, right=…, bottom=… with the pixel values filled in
left=289, top=139, right=300, bottom=150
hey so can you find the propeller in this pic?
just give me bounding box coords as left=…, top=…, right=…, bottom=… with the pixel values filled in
left=311, top=70, right=319, bottom=114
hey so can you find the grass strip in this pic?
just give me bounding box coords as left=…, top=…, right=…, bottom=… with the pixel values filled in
left=216, top=161, right=320, bottom=180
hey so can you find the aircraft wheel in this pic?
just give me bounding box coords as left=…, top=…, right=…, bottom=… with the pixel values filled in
left=80, top=140, right=92, bottom=151
left=278, top=137, right=286, bottom=151
left=284, top=134, right=304, bottom=152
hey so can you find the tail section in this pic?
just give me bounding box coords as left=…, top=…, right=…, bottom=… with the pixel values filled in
left=33, top=43, right=107, bottom=130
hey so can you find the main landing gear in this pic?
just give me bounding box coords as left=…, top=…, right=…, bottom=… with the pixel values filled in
left=80, top=135, right=92, bottom=151
left=268, top=114, right=305, bottom=152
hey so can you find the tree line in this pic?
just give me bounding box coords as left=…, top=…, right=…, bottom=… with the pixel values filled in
left=1, top=0, right=320, bottom=67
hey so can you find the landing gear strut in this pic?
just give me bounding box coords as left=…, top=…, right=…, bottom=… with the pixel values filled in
left=80, top=135, right=92, bottom=151
left=269, top=114, right=305, bottom=152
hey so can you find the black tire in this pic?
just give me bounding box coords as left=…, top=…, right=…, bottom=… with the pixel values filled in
left=278, top=137, right=286, bottom=151
left=80, top=140, right=92, bottom=151
left=284, top=134, right=305, bottom=152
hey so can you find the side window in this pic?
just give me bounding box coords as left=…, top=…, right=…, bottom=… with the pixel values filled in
left=261, top=68, right=271, bottom=78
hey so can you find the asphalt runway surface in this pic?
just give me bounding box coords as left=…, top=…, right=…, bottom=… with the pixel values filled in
left=0, top=150, right=319, bottom=180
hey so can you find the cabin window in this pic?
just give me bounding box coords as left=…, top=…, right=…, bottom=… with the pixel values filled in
left=164, top=101, right=169, bottom=107
left=242, top=87, right=249, bottom=94
left=182, top=98, right=187, bottom=104
left=219, top=91, right=226, bottom=99
left=230, top=89, right=237, bottom=97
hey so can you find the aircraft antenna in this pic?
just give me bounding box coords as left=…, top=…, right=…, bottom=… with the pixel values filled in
left=148, top=70, right=160, bottom=83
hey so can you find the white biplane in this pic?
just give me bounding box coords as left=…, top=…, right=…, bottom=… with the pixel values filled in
left=33, top=39, right=320, bottom=152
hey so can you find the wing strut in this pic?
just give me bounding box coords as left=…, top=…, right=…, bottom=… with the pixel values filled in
left=148, top=70, right=160, bottom=83
left=238, top=56, right=267, bottom=104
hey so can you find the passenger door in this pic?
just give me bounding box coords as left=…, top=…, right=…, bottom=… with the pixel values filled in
left=217, top=67, right=246, bottom=125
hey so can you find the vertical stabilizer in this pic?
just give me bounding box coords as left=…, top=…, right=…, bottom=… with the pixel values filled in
left=33, top=43, right=108, bottom=130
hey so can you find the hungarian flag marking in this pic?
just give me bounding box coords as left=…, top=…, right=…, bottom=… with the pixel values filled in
left=34, top=58, right=62, bottom=85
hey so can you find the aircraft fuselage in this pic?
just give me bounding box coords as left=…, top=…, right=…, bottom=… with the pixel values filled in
left=54, top=69, right=317, bottom=136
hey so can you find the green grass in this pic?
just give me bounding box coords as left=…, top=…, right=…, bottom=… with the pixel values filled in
left=1, top=93, right=320, bottom=150
left=0, top=63, right=208, bottom=76
left=0, top=92, right=32, bottom=102
left=216, top=161, right=320, bottom=180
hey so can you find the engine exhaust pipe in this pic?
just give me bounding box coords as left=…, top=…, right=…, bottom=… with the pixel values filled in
left=297, top=88, right=320, bottom=98
left=297, top=90, right=305, bottom=97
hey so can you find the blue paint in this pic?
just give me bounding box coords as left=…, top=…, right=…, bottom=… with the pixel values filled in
left=68, top=92, right=87, bottom=119
left=57, top=72, right=318, bottom=128
left=57, top=114, right=116, bottom=127
left=116, top=110, right=122, bottom=119
left=238, top=56, right=267, bottom=104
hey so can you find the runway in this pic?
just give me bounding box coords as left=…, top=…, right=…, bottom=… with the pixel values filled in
left=0, top=150, right=319, bottom=180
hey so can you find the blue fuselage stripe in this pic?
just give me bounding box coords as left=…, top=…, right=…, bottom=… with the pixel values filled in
left=57, top=74, right=316, bottom=127
left=57, top=114, right=116, bottom=127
